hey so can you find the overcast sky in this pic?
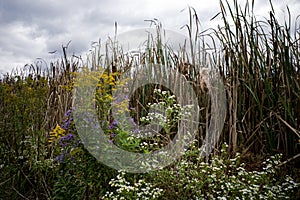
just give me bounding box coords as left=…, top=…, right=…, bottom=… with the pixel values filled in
left=0, top=0, right=299, bottom=74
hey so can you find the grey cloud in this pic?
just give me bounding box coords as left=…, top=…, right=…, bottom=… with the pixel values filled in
left=0, top=0, right=299, bottom=74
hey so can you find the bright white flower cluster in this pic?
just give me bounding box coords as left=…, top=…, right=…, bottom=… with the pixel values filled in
left=140, top=89, right=193, bottom=136
left=154, top=143, right=299, bottom=199
left=103, top=170, right=163, bottom=200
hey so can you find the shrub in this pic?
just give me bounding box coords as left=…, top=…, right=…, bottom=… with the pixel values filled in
left=48, top=109, right=117, bottom=199
left=103, top=171, right=163, bottom=200
left=151, top=143, right=299, bottom=199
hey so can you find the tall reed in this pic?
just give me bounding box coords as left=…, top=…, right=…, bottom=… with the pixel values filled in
left=206, top=0, right=300, bottom=155
left=0, top=0, right=299, bottom=198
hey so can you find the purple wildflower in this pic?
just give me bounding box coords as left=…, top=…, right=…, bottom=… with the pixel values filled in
left=59, top=136, right=65, bottom=143
left=55, top=153, right=65, bottom=163
left=130, top=118, right=137, bottom=126
left=112, top=120, right=118, bottom=126
left=59, top=134, right=74, bottom=142
left=61, top=117, right=73, bottom=130
left=65, top=109, right=72, bottom=117
left=108, top=125, right=114, bottom=130
left=129, top=107, right=135, bottom=111
left=67, top=134, right=74, bottom=140
left=108, top=120, right=118, bottom=130
left=59, top=134, right=75, bottom=147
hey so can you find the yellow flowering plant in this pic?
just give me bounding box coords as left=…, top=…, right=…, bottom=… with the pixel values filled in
left=48, top=124, right=66, bottom=143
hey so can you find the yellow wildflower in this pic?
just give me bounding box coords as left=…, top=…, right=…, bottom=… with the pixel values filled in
left=48, top=124, right=66, bottom=143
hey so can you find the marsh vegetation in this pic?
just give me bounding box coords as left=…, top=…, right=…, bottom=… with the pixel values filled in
left=0, top=0, right=299, bottom=199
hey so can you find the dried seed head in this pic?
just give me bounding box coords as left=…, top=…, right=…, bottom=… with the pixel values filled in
left=199, top=67, right=210, bottom=92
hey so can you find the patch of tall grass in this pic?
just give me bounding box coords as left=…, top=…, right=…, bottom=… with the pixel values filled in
left=0, top=0, right=299, bottom=198
left=212, top=0, right=300, bottom=156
